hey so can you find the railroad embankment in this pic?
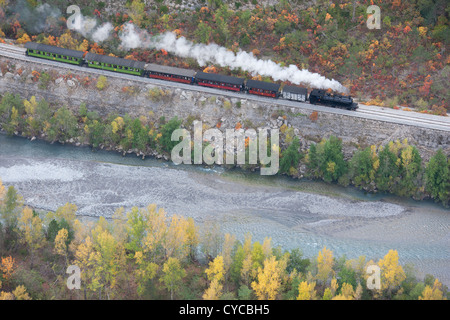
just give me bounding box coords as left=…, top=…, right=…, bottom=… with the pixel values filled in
left=0, top=58, right=449, bottom=161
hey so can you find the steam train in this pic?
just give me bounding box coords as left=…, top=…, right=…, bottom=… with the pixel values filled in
left=24, top=42, right=358, bottom=111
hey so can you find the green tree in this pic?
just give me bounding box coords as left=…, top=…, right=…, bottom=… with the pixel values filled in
left=159, top=117, right=182, bottom=153
left=349, top=147, right=376, bottom=189
left=49, top=107, right=78, bottom=141
left=375, top=145, right=399, bottom=192
left=195, top=21, right=213, bottom=44
left=279, top=137, right=302, bottom=175
left=397, top=145, right=423, bottom=197
left=425, top=149, right=449, bottom=205
left=127, top=0, right=146, bottom=27
left=160, top=257, right=186, bottom=300
left=320, top=136, right=347, bottom=182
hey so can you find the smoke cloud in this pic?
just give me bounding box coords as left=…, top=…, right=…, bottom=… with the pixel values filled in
left=92, top=23, right=114, bottom=43
left=12, top=1, right=61, bottom=34
left=118, top=23, right=347, bottom=92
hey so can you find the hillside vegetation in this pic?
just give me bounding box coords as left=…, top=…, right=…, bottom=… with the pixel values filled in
left=0, top=0, right=448, bottom=114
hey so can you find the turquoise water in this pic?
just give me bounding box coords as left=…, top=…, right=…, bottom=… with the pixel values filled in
left=0, top=133, right=449, bottom=285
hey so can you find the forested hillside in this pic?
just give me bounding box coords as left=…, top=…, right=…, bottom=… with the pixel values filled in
left=0, top=0, right=448, bottom=114
left=0, top=180, right=448, bottom=300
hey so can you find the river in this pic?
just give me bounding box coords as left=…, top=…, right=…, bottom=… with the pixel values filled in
left=0, top=133, right=449, bottom=286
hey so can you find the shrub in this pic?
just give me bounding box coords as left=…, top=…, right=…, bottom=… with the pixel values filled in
left=96, top=75, right=108, bottom=90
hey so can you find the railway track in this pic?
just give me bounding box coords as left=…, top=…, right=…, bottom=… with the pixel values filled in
left=0, top=43, right=27, bottom=54
left=356, top=106, right=450, bottom=132
left=0, top=44, right=449, bottom=132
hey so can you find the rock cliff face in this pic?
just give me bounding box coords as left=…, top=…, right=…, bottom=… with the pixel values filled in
left=0, top=58, right=448, bottom=161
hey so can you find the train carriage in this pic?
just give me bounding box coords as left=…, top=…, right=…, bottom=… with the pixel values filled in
left=20, top=42, right=359, bottom=111
left=195, top=71, right=245, bottom=92
left=85, top=52, right=145, bottom=76
left=24, top=42, right=84, bottom=66
left=145, top=63, right=196, bottom=84
left=282, top=85, right=308, bottom=102
left=246, top=80, right=280, bottom=98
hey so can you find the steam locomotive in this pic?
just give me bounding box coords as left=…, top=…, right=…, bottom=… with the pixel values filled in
left=24, top=42, right=358, bottom=111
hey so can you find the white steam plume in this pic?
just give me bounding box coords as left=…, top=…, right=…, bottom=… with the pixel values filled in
left=118, top=23, right=347, bottom=92
left=70, top=12, right=112, bottom=43
left=92, top=23, right=114, bottom=43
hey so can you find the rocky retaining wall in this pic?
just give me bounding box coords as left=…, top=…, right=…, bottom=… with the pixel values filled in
left=0, top=58, right=448, bottom=161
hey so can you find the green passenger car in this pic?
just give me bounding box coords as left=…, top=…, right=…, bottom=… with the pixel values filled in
left=24, top=42, right=84, bottom=65
left=84, top=52, right=145, bottom=76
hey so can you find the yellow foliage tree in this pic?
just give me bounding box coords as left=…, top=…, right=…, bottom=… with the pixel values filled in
left=58, top=31, right=79, bottom=50
left=0, top=256, right=15, bottom=284
left=54, top=228, right=69, bottom=265
left=377, top=249, right=406, bottom=297
left=332, top=283, right=354, bottom=300
left=316, top=246, right=334, bottom=283
left=96, top=75, right=108, bottom=90
left=419, top=279, right=447, bottom=300
left=18, top=206, right=45, bottom=268
left=251, top=255, right=284, bottom=300
left=297, top=280, right=317, bottom=300
left=202, top=278, right=222, bottom=300
left=163, top=215, right=189, bottom=260
left=12, top=285, right=31, bottom=300
left=17, top=33, right=31, bottom=44
left=204, top=255, right=225, bottom=300
left=77, top=39, right=89, bottom=52
left=23, top=96, right=37, bottom=115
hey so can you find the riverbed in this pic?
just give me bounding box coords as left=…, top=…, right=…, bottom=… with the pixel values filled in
left=0, top=134, right=449, bottom=286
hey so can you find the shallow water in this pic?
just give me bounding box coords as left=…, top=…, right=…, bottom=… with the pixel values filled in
left=0, top=134, right=449, bottom=286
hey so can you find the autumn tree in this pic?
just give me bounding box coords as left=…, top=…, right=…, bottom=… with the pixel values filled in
left=332, top=282, right=357, bottom=300
left=316, top=246, right=334, bottom=284
left=73, top=235, right=96, bottom=299
left=54, top=228, right=69, bottom=266
left=58, top=31, right=79, bottom=50
left=419, top=278, right=447, bottom=300
left=377, top=249, right=406, bottom=298
left=221, top=233, right=236, bottom=288
left=251, top=255, right=285, bottom=300
left=0, top=256, right=15, bottom=286
left=18, top=207, right=45, bottom=268
left=90, top=221, right=126, bottom=300
left=203, top=255, right=225, bottom=300
left=297, top=280, right=317, bottom=300
left=96, top=76, right=108, bottom=90
left=160, top=257, right=186, bottom=300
